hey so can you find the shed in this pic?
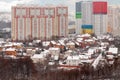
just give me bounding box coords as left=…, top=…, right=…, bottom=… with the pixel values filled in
left=66, top=56, right=80, bottom=66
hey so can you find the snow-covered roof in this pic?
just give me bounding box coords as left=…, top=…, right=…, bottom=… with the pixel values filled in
left=67, top=56, right=79, bottom=60
left=13, top=42, right=23, bottom=46
left=108, top=38, right=114, bottom=41
left=56, top=43, right=61, bottom=45
left=17, top=52, right=27, bottom=56
left=19, top=53, right=27, bottom=56
left=100, top=42, right=109, bottom=46
left=4, top=44, right=13, bottom=47
left=80, top=59, right=93, bottom=63
left=4, top=42, right=23, bottom=47
left=92, top=37, right=98, bottom=40
left=32, top=49, right=36, bottom=52
left=27, top=48, right=32, bottom=51
left=76, top=38, right=83, bottom=42
left=76, top=35, right=82, bottom=38
left=28, top=42, right=33, bottom=46
left=75, top=41, right=79, bottom=46
left=98, top=47, right=106, bottom=51
left=6, top=55, right=16, bottom=59
left=81, top=34, right=91, bottom=37
left=108, top=48, right=118, bottom=54
left=48, top=62, right=55, bottom=65
left=35, top=48, right=39, bottom=50
left=76, top=34, right=91, bottom=38
left=58, top=40, right=65, bottom=45
left=54, top=55, right=59, bottom=60
left=49, top=47, right=60, bottom=51
left=42, top=41, right=50, bottom=47
left=51, top=41, right=56, bottom=44
left=79, top=55, right=89, bottom=59
left=41, top=50, right=49, bottom=55
left=66, top=50, right=73, bottom=53
left=97, top=35, right=104, bottom=39
left=85, top=39, right=94, bottom=42
left=60, top=38, right=68, bottom=41
left=97, top=34, right=112, bottom=40
left=5, top=48, right=16, bottom=51
left=33, top=40, right=41, bottom=43
left=105, top=35, right=110, bottom=39
left=106, top=55, right=114, bottom=59
left=66, top=42, right=75, bottom=46
left=88, top=49, right=95, bottom=55
left=31, top=54, right=44, bottom=59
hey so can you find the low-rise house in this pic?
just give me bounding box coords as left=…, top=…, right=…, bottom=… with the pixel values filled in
left=50, top=41, right=57, bottom=47
left=42, top=41, right=50, bottom=48
left=54, top=42, right=65, bottom=51
left=54, top=43, right=60, bottom=48
left=79, top=53, right=91, bottom=60
left=66, top=56, right=80, bottom=66
left=31, top=49, right=36, bottom=55
left=79, top=54, right=93, bottom=64
left=106, top=55, right=114, bottom=65
left=64, top=50, right=73, bottom=59
left=32, top=40, right=41, bottom=47
left=74, top=41, right=80, bottom=47
left=108, top=47, right=118, bottom=55
left=12, top=42, right=23, bottom=49
left=5, top=48, right=17, bottom=56
left=88, top=48, right=95, bottom=54
left=99, top=47, right=107, bottom=52
left=53, top=55, right=59, bottom=61
left=33, top=40, right=41, bottom=44
left=26, top=48, right=33, bottom=56
left=66, top=41, right=75, bottom=50
left=85, top=39, right=95, bottom=46
left=31, top=54, right=47, bottom=64
left=58, top=40, right=65, bottom=46
left=76, top=34, right=91, bottom=39
left=40, top=50, right=49, bottom=57
left=49, top=47, right=60, bottom=56
left=100, top=42, right=109, bottom=47
left=76, top=38, right=83, bottom=43
left=58, top=55, right=80, bottom=69
left=4, top=43, right=13, bottom=48
left=31, top=50, right=49, bottom=64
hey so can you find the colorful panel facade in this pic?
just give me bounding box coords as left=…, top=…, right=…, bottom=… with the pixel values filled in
left=82, top=25, right=93, bottom=29
left=93, top=2, right=107, bottom=14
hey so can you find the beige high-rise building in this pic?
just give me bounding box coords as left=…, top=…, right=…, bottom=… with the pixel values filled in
left=11, top=5, right=68, bottom=41
left=108, top=5, right=120, bottom=36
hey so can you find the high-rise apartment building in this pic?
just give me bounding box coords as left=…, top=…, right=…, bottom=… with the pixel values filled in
left=93, top=1, right=108, bottom=35
left=76, top=2, right=82, bottom=34
left=11, top=5, right=68, bottom=41
left=108, top=5, right=120, bottom=36
left=76, top=1, right=108, bottom=35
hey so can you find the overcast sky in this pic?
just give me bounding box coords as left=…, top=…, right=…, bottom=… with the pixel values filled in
left=0, top=0, right=120, bottom=20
